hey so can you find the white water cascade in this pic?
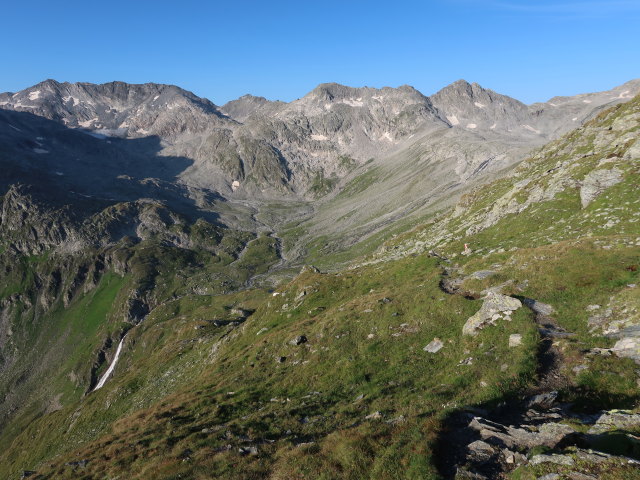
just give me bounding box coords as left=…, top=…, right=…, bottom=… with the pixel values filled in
left=93, top=335, right=126, bottom=391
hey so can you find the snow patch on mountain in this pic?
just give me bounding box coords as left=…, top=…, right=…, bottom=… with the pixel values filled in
left=79, top=118, right=97, bottom=128
left=380, top=132, right=394, bottom=141
left=340, top=98, right=364, bottom=107
left=522, top=124, right=541, bottom=134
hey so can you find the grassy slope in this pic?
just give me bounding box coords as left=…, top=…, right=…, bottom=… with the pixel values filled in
left=4, top=255, right=539, bottom=479
left=0, top=223, right=280, bottom=477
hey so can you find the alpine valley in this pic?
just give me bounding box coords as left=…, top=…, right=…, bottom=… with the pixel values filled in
left=0, top=77, right=639, bottom=479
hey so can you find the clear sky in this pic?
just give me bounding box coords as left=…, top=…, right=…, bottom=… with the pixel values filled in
left=2, top=0, right=638, bottom=105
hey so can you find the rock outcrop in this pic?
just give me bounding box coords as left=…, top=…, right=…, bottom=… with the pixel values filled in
left=462, top=293, right=522, bottom=336
left=580, top=168, right=623, bottom=208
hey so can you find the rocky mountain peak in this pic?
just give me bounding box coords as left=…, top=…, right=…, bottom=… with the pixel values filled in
left=34, top=78, right=63, bottom=90
left=430, top=79, right=531, bottom=132
left=306, top=82, right=356, bottom=101
left=441, top=78, right=473, bottom=93
left=1, top=78, right=638, bottom=204
left=221, top=94, right=284, bottom=122
left=0, top=80, right=229, bottom=138
left=305, top=82, right=429, bottom=104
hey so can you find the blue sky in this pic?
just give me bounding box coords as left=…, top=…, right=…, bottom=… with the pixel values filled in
left=2, top=0, right=638, bottom=104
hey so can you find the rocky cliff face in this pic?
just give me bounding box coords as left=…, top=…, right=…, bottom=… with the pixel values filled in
left=0, top=185, right=78, bottom=255
left=430, top=80, right=532, bottom=133
left=3, top=79, right=637, bottom=205
left=370, top=92, right=640, bottom=263
left=0, top=79, right=230, bottom=137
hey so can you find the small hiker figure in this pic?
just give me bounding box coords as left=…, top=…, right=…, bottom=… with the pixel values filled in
left=462, top=243, right=472, bottom=256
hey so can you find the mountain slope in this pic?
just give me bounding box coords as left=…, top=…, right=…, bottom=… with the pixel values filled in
left=3, top=79, right=636, bottom=212
left=0, top=79, right=230, bottom=136
left=0, top=92, right=637, bottom=479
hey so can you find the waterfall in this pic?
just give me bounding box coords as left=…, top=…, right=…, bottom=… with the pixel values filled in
left=93, top=335, right=126, bottom=391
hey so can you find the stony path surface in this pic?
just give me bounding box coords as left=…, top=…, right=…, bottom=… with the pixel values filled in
left=435, top=267, right=640, bottom=479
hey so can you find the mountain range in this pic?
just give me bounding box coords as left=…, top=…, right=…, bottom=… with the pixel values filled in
left=0, top=78, right=639, bottom=479
left=1, top=78, right=638, bottom=256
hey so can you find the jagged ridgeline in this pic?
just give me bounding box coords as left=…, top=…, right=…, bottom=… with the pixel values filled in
left=0, top=82, right=638, bottom=479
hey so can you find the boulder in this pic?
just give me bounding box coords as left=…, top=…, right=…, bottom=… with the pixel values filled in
left=238, top=446, right=259, bottom=456
left=230, top=307, right=251, bottom=318
left=522, top=298, right=555, bottom=316
left=611, top=337, right=640, bottom=362
left=365, top=411, right=383, bottom=420
left=580, top=168, right=623, bottom=208
left=574, top=449, right=612, bottom=463
left=509, top=334, right=522, bottom=347
left=526, top=391, right=558, bottom=410
left=530, top=454, right=574, bottom=466
left=567, top=473, right=598, bottom=480
left=588, top=410, right=640, bottom=434
left=468, top=416, right=574, bottom=450
left=466, top=440, right=496, bottom=463
left=300, top=265, right=320, bottom=274
left=484, top=293, right=522, bottom=313
left=290, top=335, right=308, bottom=345
left=455, top=467, right=488, bottom=479
left=467, top=270, right=496, bottom=280
left=503, top=449, right=527, bottom=465
left=463, top=294, right=522, bottom=335
left=424, top=338, right=444, bottom=353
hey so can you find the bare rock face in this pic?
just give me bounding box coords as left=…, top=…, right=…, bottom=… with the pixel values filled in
left=0, top=185, right=79, bottom=255
left=220, top=95, right=285, bottom=123
left=463, top=294, right=522, bottom=336
left=624, top=138, right=640, bottom=159
left=588, top=410, right=640, bottom=434
left=468, top=416, right=576, bottom=450
left=0, top=79, right=229, bottom=136
left=579, top=168, right=623, bottom=208
left=2, top=78, right=637, bottom=207
left=430, top=80, right=531, bottom=133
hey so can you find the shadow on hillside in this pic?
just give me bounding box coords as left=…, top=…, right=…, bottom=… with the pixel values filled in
left=0, top=109, right=222, bottom=223
left=434, top=384, right=640, bottom=479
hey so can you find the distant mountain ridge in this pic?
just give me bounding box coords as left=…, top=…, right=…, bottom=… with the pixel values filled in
left=1, top=78, right=638, bottom=238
